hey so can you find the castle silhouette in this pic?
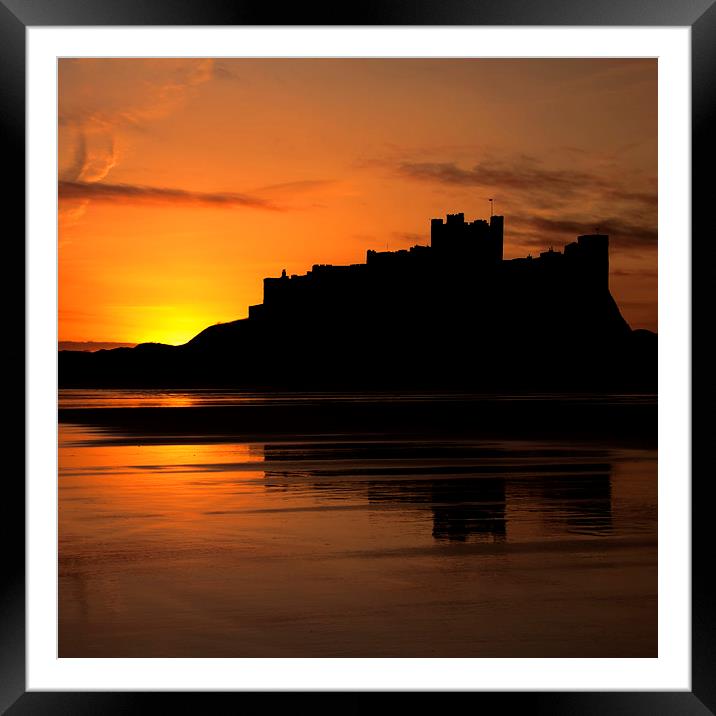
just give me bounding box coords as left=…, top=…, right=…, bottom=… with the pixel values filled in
left=246, top=212, right=614, bottom=331
left=59, top=211, right=656, bottom=390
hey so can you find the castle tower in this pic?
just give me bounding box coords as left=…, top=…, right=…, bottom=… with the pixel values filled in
left=490, top=215, right=504, bottom=262
left=576, top=233, right=609, bottom=290
left=430, top=218, right=445, bottom=252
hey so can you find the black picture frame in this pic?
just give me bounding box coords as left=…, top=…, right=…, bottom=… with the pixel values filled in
left=5, top=1, right=712, bottom=712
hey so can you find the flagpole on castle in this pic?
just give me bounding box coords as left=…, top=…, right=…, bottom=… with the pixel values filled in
left=488, top=198, right=494, bottom=218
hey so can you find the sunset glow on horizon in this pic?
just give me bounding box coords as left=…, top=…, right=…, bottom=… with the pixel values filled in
left=59, top=58, right=657, bottom=345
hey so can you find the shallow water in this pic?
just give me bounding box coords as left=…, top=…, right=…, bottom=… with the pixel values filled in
left=58, top=391, right=657, bottom=657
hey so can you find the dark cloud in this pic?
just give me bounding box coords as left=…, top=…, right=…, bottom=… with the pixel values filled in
left=391, top=231, right=428, bottom=245
left=396, top=160, right=656, bottom=210
left=394, top=156, right=656, bottom=251
left=213, top=63, right=242, bottom=82
left=58, top=180, right=281, bottom=211
left=509, top=214, right=657, bottom=248
left=614, top=190, right=657, bottom=209
left=397, top=160, right=602, bottom=194
left=611, top=268, right=658, bottom=277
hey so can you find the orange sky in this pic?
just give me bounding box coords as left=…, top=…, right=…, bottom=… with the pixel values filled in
left=58, top=58, right=657, bottom=345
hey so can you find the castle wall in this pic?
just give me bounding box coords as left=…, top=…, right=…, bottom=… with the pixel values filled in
left=255, top=215, right=614, bottom=338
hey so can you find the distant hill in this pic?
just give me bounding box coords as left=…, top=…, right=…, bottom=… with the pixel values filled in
left=58, top=341, right=137, bottom=352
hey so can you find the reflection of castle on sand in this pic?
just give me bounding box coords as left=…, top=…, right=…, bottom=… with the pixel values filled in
left=261, top=441, right=614, bottom=542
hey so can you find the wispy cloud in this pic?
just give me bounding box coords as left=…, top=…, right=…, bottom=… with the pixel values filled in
left=58, top=180, right=281, bottom=211
left=391, top=231, right=428, bottom=245
left=59, top=59, right=216, bottom=134
left=253, top=179, right=338, bottom=196
left=59, top=59, right=220, bottom=223
left=61, top=132, right=120, bottom=184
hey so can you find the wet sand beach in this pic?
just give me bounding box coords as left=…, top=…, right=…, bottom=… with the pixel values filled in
left=58, top=390, right=657, bottom=657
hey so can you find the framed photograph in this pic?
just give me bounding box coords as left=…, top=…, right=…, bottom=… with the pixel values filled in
left=7, top=0, right=711, bottom=711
